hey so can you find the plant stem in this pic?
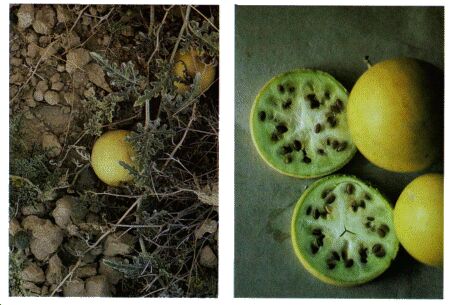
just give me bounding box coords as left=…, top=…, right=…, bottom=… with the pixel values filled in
left=170, top=6, right=192, bottom=63
left=364, top=56, right=372, bottom=69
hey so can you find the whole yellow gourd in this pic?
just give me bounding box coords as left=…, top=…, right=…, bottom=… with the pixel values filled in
left=394, top=173, right=443, bottom=267
left=91, top=130, right=135, bottom=186
left=347, top=58, right=443, bottom=172
left=173, top=49, right=216, bottom=94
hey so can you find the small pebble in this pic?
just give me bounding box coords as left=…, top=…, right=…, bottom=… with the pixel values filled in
left=44, top=90, right=61, bottom=105
left=51, top=82, right=64, bottom=91
left=33, top=90, right=44, bottom=102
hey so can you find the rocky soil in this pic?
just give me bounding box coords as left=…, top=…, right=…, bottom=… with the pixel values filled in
left=9, top=4, right=219, bottom=297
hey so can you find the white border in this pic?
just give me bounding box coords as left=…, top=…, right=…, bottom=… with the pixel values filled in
left=2, top=0, right=448, bottom=304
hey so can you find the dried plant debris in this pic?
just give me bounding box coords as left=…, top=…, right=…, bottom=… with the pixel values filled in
left=9, top=4, right=218, bottom=297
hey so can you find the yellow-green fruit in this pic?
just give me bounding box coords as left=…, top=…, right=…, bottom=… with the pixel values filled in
left=91, top=130, right=135, bottom=186
left=394, top=173, right=443, bottom=266
left=347, top=58, right=443, bottom=172
left=173, top=49, right=216, bottom=94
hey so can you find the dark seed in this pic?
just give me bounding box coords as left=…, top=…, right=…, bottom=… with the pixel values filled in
left=326, top=138, right=332, bottom=146
left=332, top=251, right=340, bottom=261
left=320, top=211, right=327, bottom=219
left=283, top=155, right=292, bottom=164
left=377, top=227, right=386, bottom=238
left=317, top=149, right=325, bottom=155
left=359, top=248, right=368, bottom=264
left=271, top=133, right=279, bottom=142
left=278, top=84, right=285, bottom=93
left=327, top=115, right=337, bottom=128
left=317, top=238, right=324, bottom=246
left=344, top=259, right=354, bottom=268
left=372, top=244, right=386, bottom=257
left=325, top=193, right=336, bottom=204
left=345, top=183, right=355, bottom=195
left=377, top=224, right=390, bottom=238
left=314, top=123, right=322, bottom=133
left=365, top=221, right=372, bottom=228
left=313, top=209, right=320, bottom=220
left=312, top=228, right=322, bottom=236
left=293, top=140, right=302, bottom=151
left=330, top=104, right=339, bottom=113
left=359, top=200, right=366, bottom=209
left=364, top=193, right=372, bottom=201
left=283, top=145, right=293, bottom=154
left=379, top=224, right=390, bottom=233
left=326, top=258, right=336, bottom=269
left=321, top=189, right=331, bottom=199
left=359, top=247, right=368, bottom=257
left=351, top=200, right=358, bottom=212
left=276, top=124, right=288, bottom=134
left=306, top=206, right=312, bottom=215
left=324, top=91, right=331, bottom=99
left=258, top=111, right=266, bottom=121
left=336, top=141, right=348, bottom=152
left=282, top=99, right=292, bottom=109
left=341, top=249, right=348, bottom=260
left=311, top=242, right=319, bottom=254
left=332, top=140, right=339, bottom=149
left=288, top=86, right=296, bottom=94
left=303, top=156, right=312, bottom=164
left=367, top=216, right=375, bottom=221
left=307, top=94, right=321, bottom=109
left=330, top=99, right=344, bottom=113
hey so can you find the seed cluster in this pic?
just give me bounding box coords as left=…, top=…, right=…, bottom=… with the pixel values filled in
left=311, top=228, right=325, bottom=254
left=257, top=81, right=349, bottom=167
left=252, top=71, right=356, bottom=178
left=365, top=217, right=391, bottom=238
left=304, top=182, right=391, bottom=271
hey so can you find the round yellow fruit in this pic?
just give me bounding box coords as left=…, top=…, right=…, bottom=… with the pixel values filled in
left=173, top=49, right=216, bottom=94
left=347, top=58, right=443, bottom=172
left=91, top=130, right=135, bottom=186
left=394, top=173, right=443, bottom=266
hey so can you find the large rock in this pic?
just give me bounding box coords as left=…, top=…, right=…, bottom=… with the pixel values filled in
left=19, top=114, right=46, bottom=150
left=86, top=63, right=112, bottom=92
left=22, top=215, right=64, bottom=261
left=66, top=48, right=91, bottom=74
left=22, top=281, right=41, bottom=295
left=32, top=6, right=55, bottom=35
left=52, top=196, right=75, bottom=228
left=75, top=263, right=98, bottom=279
left=103, top=232, right=135, bottom=257
left=61, top=32, right=80, bottom=50
left=199, top=245, right=217, bottom=268
left=9, top=218, right=21, bottom=236
left=56, top=5, right=71, bottom=23
left=17, top=4, right=35, bottom=29
left=21, top=262, right=45, bottom=283
left=85, top=275, right=112, bottom=297
left=42, top=132, right=62, bottom=157
left=33, top=105, right=71, bottom=135
left=44, top=90, right=61, bottom=105
left=195, top=219, right=218, bottom=239
left=46, top=254, right=64, bottom=285
left=21, top=202, right=45, bottom=216
left=63, top=278, right=85, bottom=297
